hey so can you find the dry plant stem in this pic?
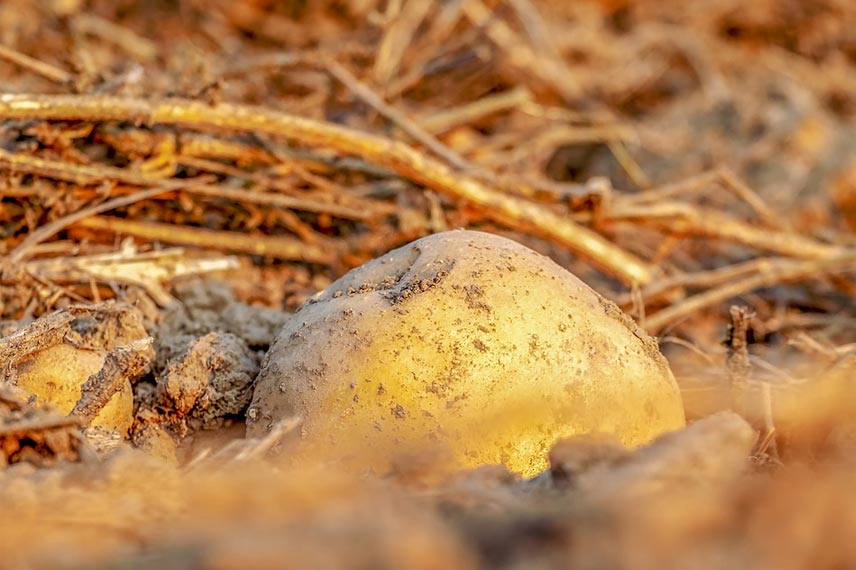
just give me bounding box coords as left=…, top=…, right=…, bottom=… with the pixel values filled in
left=677, top=208, right=843, bottom=258
left=6, top=177, right=213, bottom=266
left=233, top=416, right=302, bottom=462
left=504, top=0, right=563, bottom=62
left=71, top=14, right=158, bottom=61
left=71, top=338, right=154, bottom=424
left=0, top=148, right=381, bottom=221
left=624, top=170, right=720, bottom=204
left=373, top=0, right=435, bottom=85
left=178, top=134, right=275, bottom=164
left=0, top=94, right=653, bottom=284
left=726, top=305, right=753, bottom=416
left=759, top=383, right=778, bottom=459
left=27, top=246, right=240, bottom=306
left=326, top=58, right=473, bottom=171
left=100, top=127, right=277, bottom=166
left=607, top=140, right=651, bottom=189
left=26, top=270, right=90, bottom=304
left=628, top=257, right=790, bottom=308
left=462, top=0, right=581, bottom=102
left=175, top=156, right=395, bottom=220
left=726, top=306, right=780, bottom=459
left=716, top=168, right=785, bottom=230
left=418, top=86, right=531, bottom=134
left=383, top=0, right=468, bottom=98
left=326, top=59, right=569, bottom=204
left=644, top=253, right=856, bottom=333
left=624, top=168, right=783, bottom=230
left=0, top=415, right=83, bottom=438
left=610, top=203, right=845, bottom=260
left=187, top=417, right=301, bottom=469
left=660, top=336, right=717, bottom=365
left=0, top=303, right=131, bottom=369
left=76, top=216, right=335, bottom=264
left=0, top=147, right=157, bottom=186
left=179, top=174, right=377, bottom=222
left=0, top=44, right=73, bottom=84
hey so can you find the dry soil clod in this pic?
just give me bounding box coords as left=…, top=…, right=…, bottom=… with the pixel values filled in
left=156, top=331, right=259, bottom=430
left=576, top=412, right=758, bottom=499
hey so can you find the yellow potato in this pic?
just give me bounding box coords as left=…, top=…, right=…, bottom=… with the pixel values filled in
left=248, top=231, right=685, bottom=476
left=6, top=303, right=149, bottom=436
left=15, top=344, right=134, bottom=434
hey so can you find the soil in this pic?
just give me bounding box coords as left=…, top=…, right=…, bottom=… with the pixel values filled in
left=3, top=1, right=856, bottom=569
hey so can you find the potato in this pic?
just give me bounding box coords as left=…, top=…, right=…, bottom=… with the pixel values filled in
left=248, top=231, right=685, bottom=476
left=15, top=344, right=135, bottom=434
left=5, top=303, right=149, bottom=435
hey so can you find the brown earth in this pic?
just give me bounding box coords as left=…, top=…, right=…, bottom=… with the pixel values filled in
left=3, top=1, right=856, bottom=569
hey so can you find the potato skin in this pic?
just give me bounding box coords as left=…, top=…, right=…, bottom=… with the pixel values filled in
left=248, top=230, right=685, bottom=476
left=16, top=345, right=134, bottom=434
left=9, top=303, right=148, bottom=436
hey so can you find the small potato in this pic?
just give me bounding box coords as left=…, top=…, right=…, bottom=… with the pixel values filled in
left=248, top=231, right=685, bottom=476
left=5, top=303, right=149, bottom=435
left=16, top=344, right=135, bottom=434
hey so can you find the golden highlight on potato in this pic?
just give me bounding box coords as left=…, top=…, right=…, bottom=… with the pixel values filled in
left=248, top=230, right=685, bottom=476
left=5, top=303, right=150, bottom=436
left=15, top=344, right=135, bottom=434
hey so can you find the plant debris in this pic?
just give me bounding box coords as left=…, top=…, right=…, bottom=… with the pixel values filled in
left=0, top=385, right=90, bottom=467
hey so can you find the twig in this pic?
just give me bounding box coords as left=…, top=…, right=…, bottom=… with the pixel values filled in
left=504, top=0, right=563, bottom=62
left=100, top=127, right=276, bottom=166
left=326, top=59, right=581, bottom=207
left=725, top=305, right=754, bottom=415
left=0, top=148, right=353, bottom=261
left=0, top=44, right=73, bottom=84
left=0, top=416, right=84, bottom=438
left=5, top=177, right=213, bottom=266
left=25, top=270, right=91, bottom=304
left=717, top=167, right=786, bottom=230
left=383, top=0, right=469, bottom=98
left=186, top=416, right=302, bottom=470
left=418, top=86, right=531, bottom=134
left=27, top=244, right=240, bottom=306
left=725, top=306, right=780, bottom=460
left=0, top=302, right=138, bottom=371
left=70, top=338, right=154, bottom=424
left=622, top=168, right=785, bottom=230
left=75, top=216, right=336, bottom=264
left=175, top=151, right=385, bottom=223
left=643, top=253, right=856, bottom=333
left=462, top=0, right=581, bottom=102
left=0, top=147, right=159, bottom=186
left=660, top=335, right=718, bottom=365
left=609, top=202, right=845, bottom=259
left=607, top=140, right=651, bottom=189
left=623, top=256, right=787, bottom=308
left=753, top=427, right=779, bottom=460
left=71, top=14, right=158, bottom=61
left=233, top=416, right=302, bottom=462
left=0, top=93, right=654, bottom=284
left=372, top=0, right=435, bottom=85
left=0, top=147, right=382, bottom=222
left=176, top=170, right=381, bottom=222
left=327, top=58, right=473, bottom=171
